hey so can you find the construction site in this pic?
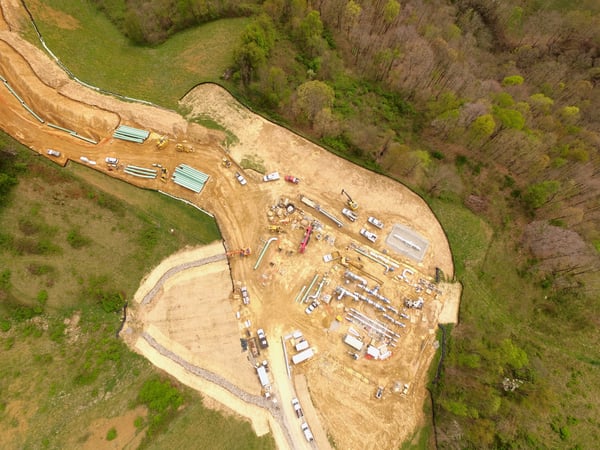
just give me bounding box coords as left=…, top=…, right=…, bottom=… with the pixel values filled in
left=0, top=3, right=460, bottom=449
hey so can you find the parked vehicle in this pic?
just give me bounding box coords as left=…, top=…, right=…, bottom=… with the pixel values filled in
left=284, top=175, right=300, bottom=184
left=241, top=286, right=250, bottom=305
left=105, top=156, right=119, bottom=165
left=291, top=398, right=304, bottom=418
left=367, top=216, right=384, bottom=229
left=263, top=172, right=280, bottom=182
left=375, top=386, right=384, bottom=399
left=257, top=328, right=269, bottom=349
left=301, top=423, right=314, bottom=442
left=47, top=149, right=61, bottom=157
left=305, top=300, right=319, bottom=314
left=342, top=208, right=358, bottom=222
left=235, top=171, right=247, bottom=185
left=360, top=228, right=377, bottom=243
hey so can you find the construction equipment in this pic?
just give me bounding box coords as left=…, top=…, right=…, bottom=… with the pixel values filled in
left=175, top=143, right=194, bottom=153
left=160, top=168, right=168, bottom=183
left=299, top=224, right=314, bottom=254
left=268, top=225, right=285, bottom=234
left=222, top=157, right=232, bottom=168
left=227, top=248, right=251, bottom=257
left=341, top=189, right=359, bottom=210
left=156, top=135, right=169, bottom=149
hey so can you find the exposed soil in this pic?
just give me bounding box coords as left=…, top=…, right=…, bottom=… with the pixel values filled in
left=0, top=2, right=460, bottom=449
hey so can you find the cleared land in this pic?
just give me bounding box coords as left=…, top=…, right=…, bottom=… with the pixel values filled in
left=0, top=2, right=459, bottom=449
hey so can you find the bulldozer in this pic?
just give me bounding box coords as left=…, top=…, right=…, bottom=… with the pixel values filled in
left=156, top=135, right=169, bottom=149
left=160, top=167, right=168, bottom=183
left=222, top=158, right=232, bottom=168
left=175, top=143, right=194, bottom=153
left=268, top=225, right=285, bottom=234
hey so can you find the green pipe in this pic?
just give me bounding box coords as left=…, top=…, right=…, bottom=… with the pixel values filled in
left=300, top=273, right=319, bottom=304
left=253, top=237, right=278, bottom=270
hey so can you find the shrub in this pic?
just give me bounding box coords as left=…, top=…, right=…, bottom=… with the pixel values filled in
left=106, top=427, right=117, bottom=441
left=67, top=229, right=91, bottom=249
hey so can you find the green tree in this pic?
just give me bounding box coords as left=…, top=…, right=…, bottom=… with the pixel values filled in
left=493, top=107, right=525, bottom=131
left=297, top=10, right=325, bottom=58
left=234, top=15, right=276, bottom=86
left=383, top=0, right=401, bottom=32
left=524, top=180, right=560, bottom=210
left=294, top=80, right=335, bottom=127
left=469, top=114, right=496, bottom=144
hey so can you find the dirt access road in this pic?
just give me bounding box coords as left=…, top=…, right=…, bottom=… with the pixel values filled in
left=0, top=2, right=459, bottom=449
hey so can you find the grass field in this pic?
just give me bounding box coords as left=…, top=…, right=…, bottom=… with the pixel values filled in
left=26, top=0, right=249, bottom=109
left=0, top=136, right=274, bottom=449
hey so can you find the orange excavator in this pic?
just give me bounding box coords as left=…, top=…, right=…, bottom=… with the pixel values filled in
left=227, top=248, right=251, bottom=257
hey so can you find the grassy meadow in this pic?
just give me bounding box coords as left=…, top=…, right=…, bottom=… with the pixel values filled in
left=25, top=0, right=249, bottom=109
left=0, top=135, right=274, bottom=449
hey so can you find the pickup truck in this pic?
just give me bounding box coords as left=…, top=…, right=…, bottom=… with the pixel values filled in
left=284, top=175, right=300, bottom=184
left=301, top=423, right=314, bottom=442
left=257, top=328, right=269, bottom=349
left=360, top=228, right=377, bottom=243
left=305, top=300, right=319, bottom=315
left=291, top=398, right=304, bottom=418
left=241, top=286, right=250, bottom=305
left=342, top=208, right=358, bottom=222
left=235, top=171, right=247, bottom=185
left=263, top=172, right=280, bottom=182
left=47, top=149, right=61, bottom=157
left=367, top=216, right=384, bottom=229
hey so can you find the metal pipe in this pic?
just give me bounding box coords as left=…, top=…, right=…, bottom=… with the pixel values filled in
left=253, top=237, right=278, bottom=270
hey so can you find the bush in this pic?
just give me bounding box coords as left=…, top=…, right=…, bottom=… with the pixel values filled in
left=67, top=229, right=91, bottom=249
left=106, top=427, right=117, bottom=441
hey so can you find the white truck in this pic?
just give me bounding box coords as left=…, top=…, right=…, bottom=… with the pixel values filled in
left=360, top=228, right=377, bottom=243
left=263, top=172, right=280, bottom=182
left=342, top=208, right=358, bottom=222
left=291, top=398, right=304, bottom=418
left=257, top=328, right=269, bottom=349
left=301, top=423, right=314, bottom=442
left=47, top=149, right=61, bottom=157
left=367, top=216, right=384, bottom=229
left=235, top=171, right=247, bottom=185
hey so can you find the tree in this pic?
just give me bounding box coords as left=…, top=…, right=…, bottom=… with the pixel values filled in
left=296, top=10, right=325, bottom=58
left=469, top=114, right=496, bottom=145
left=294, top=80, right=335, bottom=127
left=524, top=180, right=560, bottom=210
left=234, top=15, right=276, bottom=86
left=342, top=0, right=362, bottom=36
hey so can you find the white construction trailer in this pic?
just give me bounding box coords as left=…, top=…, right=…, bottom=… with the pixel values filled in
left=343, top=334, right=364, bottom=351
left=292, top=348, right=315, bottom=365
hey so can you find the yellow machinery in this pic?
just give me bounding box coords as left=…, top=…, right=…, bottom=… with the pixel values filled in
left=156, top=135, right=169, bottom=149
left=341, top=189, right=359, bottom=210
left=222, top=158, right=232, bottom=168
left=175, top=143, right=194, bottom=153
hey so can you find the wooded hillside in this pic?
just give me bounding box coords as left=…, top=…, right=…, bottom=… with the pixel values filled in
left=28, top=0, right=600, bottom=448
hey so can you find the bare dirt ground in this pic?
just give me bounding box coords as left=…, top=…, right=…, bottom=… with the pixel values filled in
left=0, top=2, right=461, bottom=449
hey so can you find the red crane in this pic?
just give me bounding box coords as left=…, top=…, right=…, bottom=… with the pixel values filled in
left=299, top=225, right=313, bottom=253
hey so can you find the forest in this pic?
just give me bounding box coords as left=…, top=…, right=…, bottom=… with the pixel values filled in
left=4, top=0, right=600, bottom=448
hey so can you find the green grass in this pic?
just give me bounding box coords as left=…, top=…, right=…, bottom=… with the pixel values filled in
left=27, top=0, right=250, bottom=109
left=143, top=398, right=276, bottom=450
left=0, top=139, right=272, bottom=448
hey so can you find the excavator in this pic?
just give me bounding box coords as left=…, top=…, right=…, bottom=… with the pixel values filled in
left=227, top=248, right=251, bottom=257
left=341, top=189, right=359, bottom=211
